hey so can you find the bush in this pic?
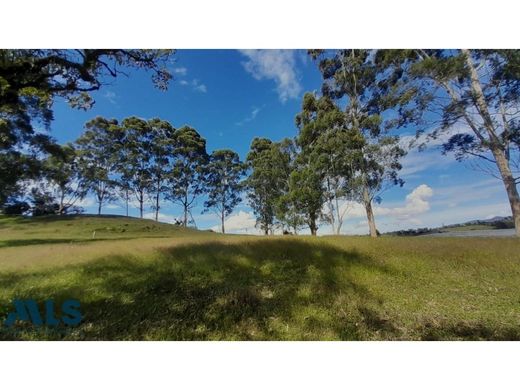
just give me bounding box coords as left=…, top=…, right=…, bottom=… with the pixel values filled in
left=1, top=201, right=31, bottom=215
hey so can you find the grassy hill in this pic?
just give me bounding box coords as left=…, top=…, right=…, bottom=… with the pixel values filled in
left=0, top=215, right=519, bottom=340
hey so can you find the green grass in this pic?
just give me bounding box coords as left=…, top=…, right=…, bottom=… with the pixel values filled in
left=0, top=215, right=519, bottom=340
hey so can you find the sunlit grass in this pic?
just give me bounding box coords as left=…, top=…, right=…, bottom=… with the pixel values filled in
left=0, top=215, right=519, bottom=340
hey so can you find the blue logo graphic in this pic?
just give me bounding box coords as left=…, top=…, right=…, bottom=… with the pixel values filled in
left=3, top=299, right=82, bottom=327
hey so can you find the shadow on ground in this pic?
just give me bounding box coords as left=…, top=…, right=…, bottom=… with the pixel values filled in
left=0, top=238, right=518, bottom=340
left=0, top=236, right=174, bottom=249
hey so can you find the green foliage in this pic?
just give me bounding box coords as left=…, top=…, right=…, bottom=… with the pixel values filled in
left=284, top=163, right=325, bottom=235
left=168, top=126, right=208, bottom=226
left=0, top=49, right=175, bottom=208
left=377, top=49, right=520, bottom=235
left=203, top=149, right=247, bottom=233
left=75, top=117, right=121, bottom=214
left=246, top=137, right=293, bottom=234
left=307, top=49, right=407, bottom=236
left=40, top=144, right=87, bottom=214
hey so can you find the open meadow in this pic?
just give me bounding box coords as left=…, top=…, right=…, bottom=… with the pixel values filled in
left=0, top=215, right=519, bottom=340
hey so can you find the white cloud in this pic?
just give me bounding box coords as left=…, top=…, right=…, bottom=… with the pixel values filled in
left=377, top=184, right=433, bottom=219
left=76, top=197, right=95, bottom=208
left=103, top=91, right=117, bottom=104
left=210, top=210, right=258, bottom=234
left=239, top=50, right=302, bottom=102
left=398, top=124, right=478, bottom=178
left=173, top=67, right=188, bottom=76
left=334, top=184, right=434, bottom=231
left=192, top=79, right=207, bottom=93
left=178, top=78, right=207, bottom=93
left=236, top=106, right=263, bottom=126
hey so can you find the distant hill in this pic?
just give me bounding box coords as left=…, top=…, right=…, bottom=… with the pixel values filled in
left=386, top=216, right=514, bottom=237
left=0, top=214, right=207, bottom=247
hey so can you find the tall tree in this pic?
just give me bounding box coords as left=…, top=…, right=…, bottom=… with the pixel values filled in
left=119, top=117, right=154, bottom=218
left=246, top=137, right=293, bottom=234
left=168, top=126, right=208, bottom=226
left=75, top=117, right=121, bottom=215
left=310, top=49, right=406, bottom=237
left=41, top=144, right=87, bottom=214
left=295, top=92, right=363, bottom=234
left=0, top=49, right=174, bottom=207
left=284, top=162, right=325, bottom=236
left=203, top=149, right=246, bottom=234
left=378, top=49, right=520, bottom=236
left=148, top=118, right=176, bottom=221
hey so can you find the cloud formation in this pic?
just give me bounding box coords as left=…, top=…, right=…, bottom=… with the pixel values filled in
left=236, top=106, right=262, bottom=126
left=211, top=210, right=257, bottom=233
left=239, top=50, right=302, bottom=102
left=173, top=67, right=188, bottom=76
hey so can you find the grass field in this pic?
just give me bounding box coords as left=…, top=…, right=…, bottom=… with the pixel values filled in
left=0, top=215, right=519, bottom=340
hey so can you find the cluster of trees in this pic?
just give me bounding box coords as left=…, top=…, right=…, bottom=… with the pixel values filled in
left=1, top=50, right=519, bottom=236
left=246, top=49, right=520, bottom=237
left=6, top=116, right=247, bottom=233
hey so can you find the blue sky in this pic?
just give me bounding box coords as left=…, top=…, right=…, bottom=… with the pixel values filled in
left=49, top=49, right=511, bottom=234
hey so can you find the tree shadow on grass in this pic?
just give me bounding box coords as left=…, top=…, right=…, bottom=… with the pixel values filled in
left=0, top=236, right=174, bottom=249
left=0, top=238, right=403, bottom=340
left=3, top=238, right=514, bottom=341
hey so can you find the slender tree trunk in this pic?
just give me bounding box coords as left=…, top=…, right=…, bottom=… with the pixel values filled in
left=183, top=192, right=188, bottom=227
left=334, top=194, right=342, bottom=235
left=309, top=218, right=317, bottom=236
left=363, top=186, right=377, bottom=238
left=125, top=189, right=129, bottom=217
left=492, top=148, right=520, bottom=237
left=58, top=189, right=65, bottom=215
left=326, top=178, right=336, bottom=234
left=155, top=188, right=160, bottom=221
left=97, top=202, right=102, bottom=216
left=462, top=49, right=520, bottom=237
left=221, top=210, right=225, bottom=234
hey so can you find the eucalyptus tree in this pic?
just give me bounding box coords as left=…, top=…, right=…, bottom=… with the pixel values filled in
left=203, top=149, right=247, bottom=234
left=284, top=161, right=325, bottom=236
left=246, top=137, right=293, bottom=235
left=0, top=49, right=174, bottom=207
left=167, top=126, right=208, bottom=227
left=75, top=117, right=122, bottom=215
left=310, top=49, right=406, bottom=237
left=41, top=144, right=87, bottom=214
left=377, top=49, right=520, bottom=236
left=148, top=118, right=176, bottom=221
left=295, top=92, right=363, bottom=234
left=119, top=117, right=154, bottom=218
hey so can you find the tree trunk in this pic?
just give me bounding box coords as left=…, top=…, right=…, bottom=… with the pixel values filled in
left=309, top=218, right=317, bottom=236
left=125, top=189, right=129, bottom=217
left=492, top=148, right=520, bottom=237
left=462, top=49, right=520, bottom=237
left=155, top=190, right=160, bottom=221
left=97, top=202, right=102, bottom=216
left=221, top=211, right=225, bottom=234
left=58, top=189, right=65, bottom=215
left=363, top=186, right=377, bottom=238
left=183, top=192, right=188, bottom=227
left=334, top=195, right=342, bottom=235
